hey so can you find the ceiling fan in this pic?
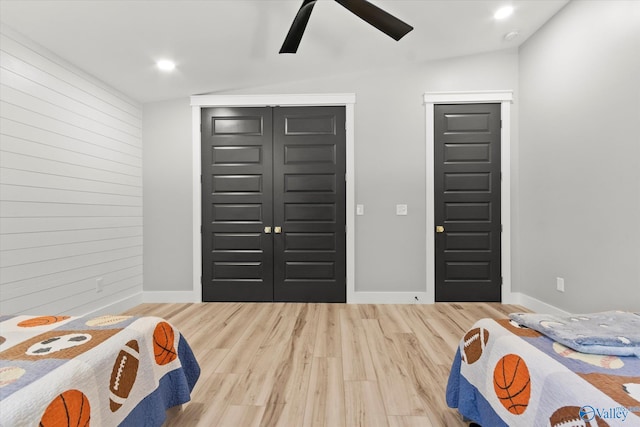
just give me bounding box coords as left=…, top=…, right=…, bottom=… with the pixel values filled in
left=279, top=0, right=414, bottom=54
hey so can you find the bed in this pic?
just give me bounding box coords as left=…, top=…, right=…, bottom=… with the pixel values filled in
left=446, top=315, right=640, bottom=427
left=0, top=313, right=200, bottom=426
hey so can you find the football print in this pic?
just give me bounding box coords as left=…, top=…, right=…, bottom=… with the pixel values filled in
left=109, top=339, right=140, bottom=412
left=462, top=327, right=489, bottom=364
left=548, top=405, right=610, bottom=427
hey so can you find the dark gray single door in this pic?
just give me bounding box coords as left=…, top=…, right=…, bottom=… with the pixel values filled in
left=201, top=107, right=274, bottom=301
left=201, top=106, right=346, bottom=302
left=434, top=103, right=501, bottom=302
left=273, top=106, right=346, bottom=302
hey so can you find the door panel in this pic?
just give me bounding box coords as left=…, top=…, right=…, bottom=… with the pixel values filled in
left=273, top=106, right=346, bottom=302
left=434, top=104, right=501, bottom=302
left=202, top=107, right=274, bottom=301
left=202, top=106, right=346, bottom=302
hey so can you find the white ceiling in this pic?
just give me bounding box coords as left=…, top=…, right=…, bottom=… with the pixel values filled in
left=0, top=0, right=569, bottom=104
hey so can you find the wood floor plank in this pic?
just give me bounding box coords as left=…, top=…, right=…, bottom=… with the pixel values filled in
left=344, top=381, right=389, bottom=427
left=164, top=372, right=240, bottom=427
left=361, top=319, right=424, bottom=416
left=340, top=305, right=377, bottom=381
left=388, top=415, right=435, bottom=427
left=313, top=303, right=341, bottom=358
left=229, top=309, right=298, bottom=406
left=120, top=302, right=528, bottom=427
left=218, top=405, right=265, bottom=427
left=303, top=356, right=345, bottom=427
left=267, top=304, right=318, bottom=427
left=214, top=303, right=279, bottom=374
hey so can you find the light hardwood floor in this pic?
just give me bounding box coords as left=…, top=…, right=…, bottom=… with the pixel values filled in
left=122, top=302, right=526, bottom=427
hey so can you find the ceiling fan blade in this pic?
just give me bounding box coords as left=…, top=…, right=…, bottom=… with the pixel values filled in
left=279, top=0, right=318, bottom=54
left=334, top=0, right=413, bottom=41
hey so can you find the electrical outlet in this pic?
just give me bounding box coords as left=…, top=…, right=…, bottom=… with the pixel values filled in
left=96, top=277, right=104, bottom=293
left=356, top=204, right=364, bottom=215
left=396, top=204, right=408, bottom=216
left=556, top=277, right=565, bottom=292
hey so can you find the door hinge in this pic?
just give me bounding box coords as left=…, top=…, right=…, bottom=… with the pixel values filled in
left=500, top=119, right=503, bottom=129
left=200, top=225, right=203, bottom=234
left=500, top=224, right=503, bottom=232
left=501, top=276, right=503, bottom=285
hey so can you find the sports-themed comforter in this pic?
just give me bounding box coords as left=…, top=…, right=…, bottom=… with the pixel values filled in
left=446, top=318, right=640, bottom=427
left=0, top=314, right=200, bottom=426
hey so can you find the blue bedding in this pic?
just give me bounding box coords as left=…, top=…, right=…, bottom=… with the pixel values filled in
left=509, top=311, right=640, bottom=357
left=446, top=318, right=640, bottom=427
left=0, top=314, right=200, bottom=427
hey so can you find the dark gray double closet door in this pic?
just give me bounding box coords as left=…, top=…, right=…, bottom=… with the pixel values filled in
left=201, top=106, right=346, bottom=302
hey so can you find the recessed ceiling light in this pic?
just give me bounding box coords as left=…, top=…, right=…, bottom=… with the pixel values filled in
left=156, top=59, right=176, bottom=72
left=494, top=6, right=514, bottom=20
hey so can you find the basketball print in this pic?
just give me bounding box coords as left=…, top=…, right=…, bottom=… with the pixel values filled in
left=40, top=389, right=90, bottom=427
left=153, top=322, right=177, bottom=365
left=17, top=316, right=70, bottom=327
left=548, top=406, right=610, bottom=427
left=109, top=340, right=140, bottom=412
left=462, top=327, right=489, bottom=364
left=493, top=353, right=531, bottom=415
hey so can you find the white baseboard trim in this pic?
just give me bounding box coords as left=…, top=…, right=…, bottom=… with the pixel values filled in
left=83, top=292, right=144, bottom=317
left=511, top=292, right=570, bottom=316
left=348, top=291, right=430, bottom=304
left=134, top=290, right=569, bottom=315
left=143, top=291, right=199, bottom=303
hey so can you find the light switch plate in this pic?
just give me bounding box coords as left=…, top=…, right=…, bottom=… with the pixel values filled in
left=396, top=204, right=408, bottom=216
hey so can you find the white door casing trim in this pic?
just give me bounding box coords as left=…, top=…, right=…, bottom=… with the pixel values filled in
left=190, top=94, right=356, bottom=303
left=424, top=91, right=514, bottom=304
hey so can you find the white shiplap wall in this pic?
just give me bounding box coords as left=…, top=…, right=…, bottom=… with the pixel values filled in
left=0, top=26, right=143, bottom=315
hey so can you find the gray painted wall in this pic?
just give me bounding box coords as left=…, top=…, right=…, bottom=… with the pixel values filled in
left=142, top=49, right=519, bottom=294
left=518, top=0, right=640, bottom=312
left=142, top=98, right=193, bottom=292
